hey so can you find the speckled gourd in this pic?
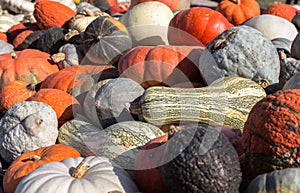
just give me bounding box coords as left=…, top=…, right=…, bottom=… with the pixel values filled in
left=130, top=76, right=266, bottom=131
left=198, top=25, right=280, bottom=85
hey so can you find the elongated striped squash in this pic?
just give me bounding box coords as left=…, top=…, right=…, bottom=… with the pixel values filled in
left=130, top=76, right=266, bottom=131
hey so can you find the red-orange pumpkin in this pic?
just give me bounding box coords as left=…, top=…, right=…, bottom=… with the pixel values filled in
left=216, top=0, right=261, bottom=26
left=130, top=0, right=179, bottom=11
left=168, top=7, right=234, bottom=46
left=33, top=0, right=76, bottom=30
left=12, top=30, right=34, bottom=50
left=0, top=32, right=8, bottom=42
left=0, top=49, right=59, bottom=89
left=0, top=80, right=36, bottom=115
left=118, top=45, right=206, bottom=88
left=6, top=22, right=39, bottom=43
left=40, top=65, right=118, bottom=97
left=135, top=134, right=169, bottom=193
left=242, top=89, right=300, bottom=180
left=26, top=88, right=82, bottom=127
left=3, top=144, right=81, bottom=193
left=263, top=3, right=298, bottom=22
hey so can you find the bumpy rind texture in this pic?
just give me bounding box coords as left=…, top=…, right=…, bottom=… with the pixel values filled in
left=0, top=101, right=58, bottom=163
left=198, top=25, right=280, bottom=85
left=161, top=123, right=242, bottom=193
left=243, top=89, right=300, bottom=178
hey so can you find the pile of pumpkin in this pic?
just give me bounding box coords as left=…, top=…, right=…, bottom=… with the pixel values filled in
left=1, top=0, right=300, bottom=192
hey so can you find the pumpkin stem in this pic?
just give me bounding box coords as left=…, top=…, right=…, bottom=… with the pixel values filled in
left=28, top=155, right=41, bottom=162
left=83, top=7, right=95, bottom=16
left=278, top=50, right=287, bottom=60
left=97, top=35, right=103, bottom=41
left=65, top=29, right=80, bottom=42
left=26, top=83, right=36, bottom=91
left=257, top=79, right=270, bottom=89
left=11, top=52, right=17, bottom=59
left=129, top=101, right=143, bottom=115
left=168, top=125, right=182, bottom=139
left=71, top=161, right=89, bottom=178
left=51, top=52, right=66, bottom=63
left=229, top=0, right=241, bottom=4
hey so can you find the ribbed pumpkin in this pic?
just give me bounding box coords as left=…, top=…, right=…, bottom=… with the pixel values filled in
left=118, top=45, right=206, bottom=88
left=40, top=65, right=118, bottom=98
left=82, top=15, right=131, bottom=65
left=130, top=0, right=179, bottom=11
left=216, top=0, right=261, bottom=26
left=33, top=0, right=76, bottom=30
left=263, top=3, right=298, bottom=22
left=245, top=168, right=300, bottom=193
left=242, top=89, right=300, bottom=180
left=26, top=88, right=82, bottom=127
left=0, top=80, right=36, bottom=115
left=6, top=22, right=39, bottom=43
left=0, top=49, right=59, bottom=89
left=3, top=144, right=81, bottom=193
left=168, top=7, right=233, bottom=46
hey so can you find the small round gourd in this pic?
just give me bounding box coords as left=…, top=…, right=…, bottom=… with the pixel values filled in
left=0, top=101, right=58, bottom=163
left=119, top=1, right=174, bottom=46
left=198, top=25, right=280, bottom=85
left=161, top=123, right=242, bottom=193
left=244, top=14, right=298, bottom=41
left=245, top=168, right=300, bottom=193
left=15, top=156, right=140, bottom=193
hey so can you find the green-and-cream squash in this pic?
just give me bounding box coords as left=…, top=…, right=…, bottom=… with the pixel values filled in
left=130, top=76, right=266, bottom=131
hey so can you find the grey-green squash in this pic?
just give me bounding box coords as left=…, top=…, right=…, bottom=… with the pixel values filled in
left=198, top=25, right=280, bottom=85
left=245, top=168, right=300, bottom=193
left=94, top=77, right=144, bottom=129
left=130, top=76, right=266, bottom=131
left=83, top=121, right=164, bottom=171
left=0, top=101, right=58, bottom=163
left=161, top=123, right=242, bottom=193
left=58, top=114, right=102, bottom=157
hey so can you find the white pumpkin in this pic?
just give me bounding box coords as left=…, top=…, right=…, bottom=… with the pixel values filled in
left=0, top=15, right=19, bottom=32
left=244, top=14, right=298, bottom=42
left=0, top=101, right=58, bottom=163
left=15, top=156, right=140, bottom=193
left=119, top=1, right=174, bottom=46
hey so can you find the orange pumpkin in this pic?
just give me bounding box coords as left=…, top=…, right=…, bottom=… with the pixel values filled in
left=216, top=0, right=261, bottom=26
left=168, top=7, right=234, bottom=46
left=33, top=0, right=76, bottom=30
left=26, top=88, right=82, bottom=127
left=130, top=0, right=179, bottom=11
left=263, top=3, right=298, bottom=22
left=40, top=65, right=118, bottom=97
left=12, top=30, right=34, bottom=50
left=118, top=45, right=206, bottom=88
left=3, top=144, right=81, bottom=193
left=0, top=80, right=37, bottom=115
left=0, top=32, right=8, bottom=42
left=0, top=49, right=59, bottom=89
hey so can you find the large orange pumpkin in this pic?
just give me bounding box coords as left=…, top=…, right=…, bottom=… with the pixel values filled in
left=118, top=45, right=206, bottom=88
left=0, top=80, right=37, bottom=115
left=27, top=88, right=82, bottom=127
left=216, top=0, right=261, bottom=26
left=130, top=0, right=179, bottom=11
left=263, top=3, right=298, bottom=22
left=168, top=7, right=234, bottom=46
left=3, top=144, right=81, bottom=193
left=0, top=49, right=59, bottom=89
left=33, top=0, right=76, bottom=30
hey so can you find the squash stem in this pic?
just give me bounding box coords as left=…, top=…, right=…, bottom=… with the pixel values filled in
left=229, top=0, right=241, bottom=4
left=28, top=155, right=41, bottom=162
left=129, top=101, right=143, bottom=115
left=71, top=161, right=89, bottom=178
left=26, top=83, right=36, bottom=91
left=11, top=52, right=17, bottom=59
